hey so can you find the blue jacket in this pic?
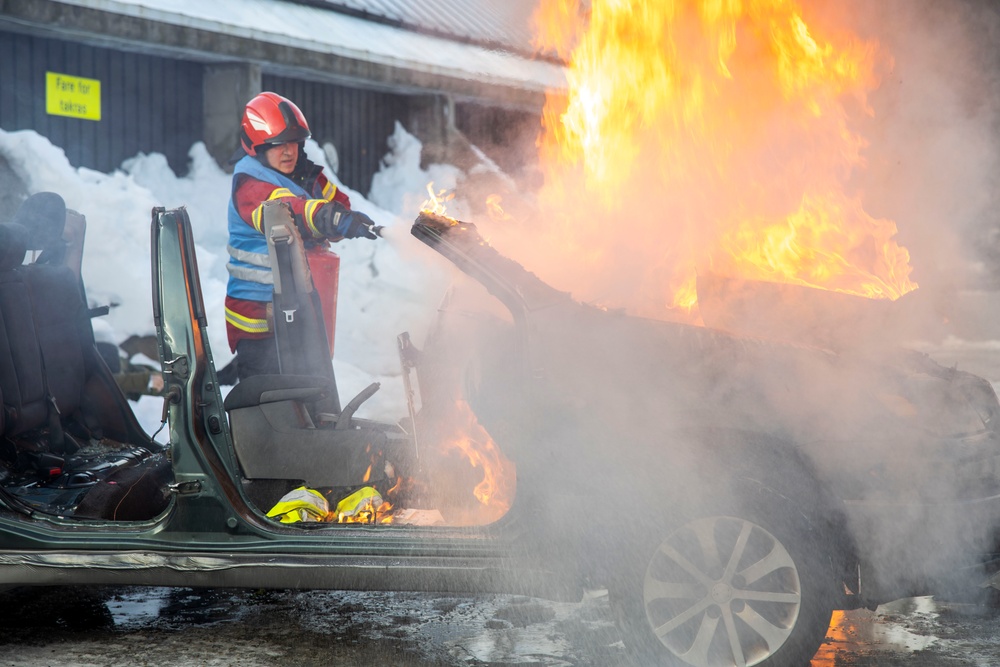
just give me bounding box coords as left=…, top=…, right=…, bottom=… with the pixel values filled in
left=226, top=156, right=314, bottom=302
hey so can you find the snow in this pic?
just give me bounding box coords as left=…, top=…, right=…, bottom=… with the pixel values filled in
left=0, top=124, right=462, bottom=432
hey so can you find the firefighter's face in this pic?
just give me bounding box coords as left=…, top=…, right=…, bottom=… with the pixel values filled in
left=266, top=141, right=298, bottom=175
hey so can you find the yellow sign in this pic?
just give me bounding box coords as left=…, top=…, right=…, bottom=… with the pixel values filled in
left=45, top=72, right=101, bottom=121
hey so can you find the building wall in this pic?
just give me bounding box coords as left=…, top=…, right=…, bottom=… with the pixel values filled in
left=262, top=75, right=411, bottom=196
left=0, top=27, right=541, bottom=197
left=0, top=30, right=415, bottom=195
left=454, top=101, right=541, bottom=184
left=0, top=29, right=203, bottom=176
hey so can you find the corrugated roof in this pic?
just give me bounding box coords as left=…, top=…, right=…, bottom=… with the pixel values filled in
left=47, top=0, right=565, bottom=96
left=293, top=0, right=543, bottom=58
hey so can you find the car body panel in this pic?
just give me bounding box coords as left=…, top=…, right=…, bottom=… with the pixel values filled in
left=0, top=204, right=996, bottom=631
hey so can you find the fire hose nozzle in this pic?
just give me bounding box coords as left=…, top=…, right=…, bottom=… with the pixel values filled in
left=359, top=219, right=384, bottom=238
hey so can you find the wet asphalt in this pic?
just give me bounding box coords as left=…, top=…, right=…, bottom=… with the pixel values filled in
left=0, top=585, right=997, bottom=666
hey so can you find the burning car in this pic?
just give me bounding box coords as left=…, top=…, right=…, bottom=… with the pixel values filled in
left=0, top=200, right=997, bottom=667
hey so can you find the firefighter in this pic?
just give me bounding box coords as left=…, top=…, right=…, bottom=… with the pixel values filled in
left=225, top=92, right=378, bottom=382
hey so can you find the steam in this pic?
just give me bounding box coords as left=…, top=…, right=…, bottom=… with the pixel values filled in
left=490, top=0, right=917, bottom=323
left=853, top=1, right=1000, bottom=290
left=477, top=0, right=1000, bottom=337
left=447, top=0, right=1000, bottom=605
left=2, top=0, right=997, bottom=613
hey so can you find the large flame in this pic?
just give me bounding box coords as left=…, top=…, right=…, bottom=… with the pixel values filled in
left=413, top=399, right=516, bottom=526
left=527, top=0, right=917, bottom=319
left=436, top=400, right=516, bottom=524
left=421, top=182, right=455, bottom=217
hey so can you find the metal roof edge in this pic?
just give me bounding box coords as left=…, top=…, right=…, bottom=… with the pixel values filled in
left=0, top=0, right=565, bottom=103
left=280, top=0, right=563, bottom=65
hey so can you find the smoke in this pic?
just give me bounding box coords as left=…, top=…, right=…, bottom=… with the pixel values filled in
left=490, top=3, right=891, bottom=323
left=850, top=0, right=1000, bottom=281
left=475, top=1, right=1000, bottom=334
left=817, top=0, right=1000, bottom=600
left=437, top=0, right=1000, bottom=610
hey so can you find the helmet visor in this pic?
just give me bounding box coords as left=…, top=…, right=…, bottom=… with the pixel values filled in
left=261, top=100, right=311, bottom=147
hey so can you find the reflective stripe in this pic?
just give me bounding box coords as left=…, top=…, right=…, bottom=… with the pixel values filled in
left=225, top=307, right=269, bottom=333
left=227, top=244, right=270, bottom=268
left=250, top=204, right=264, bottom=232
left=227, top=155, right=314, bottom=302
left=321, top=181, right=336, bottom=200
left=303, top=199, right=325, bottom=238
left=250, top=189, right=295, bottom=232
left=226, top=262, right=274, bottom=285
left=335, top=486, right=384, bottom=518
left=268, top=188, right=294, bottom=200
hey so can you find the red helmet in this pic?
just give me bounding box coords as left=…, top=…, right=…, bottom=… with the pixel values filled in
left=240, top=92, right=311, bottom=156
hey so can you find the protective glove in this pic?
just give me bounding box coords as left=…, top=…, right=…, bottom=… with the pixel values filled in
left=341, top=209, right=379, bottom=240
left=313, top=202, right=379, bottom=240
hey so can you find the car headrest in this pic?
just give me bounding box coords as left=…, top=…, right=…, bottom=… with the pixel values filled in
left=12, top=191, right=66, bottom=252
left=0, top=223, right=28, bottom=271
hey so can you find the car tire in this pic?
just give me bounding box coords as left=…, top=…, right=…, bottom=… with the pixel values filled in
left=610, top=510, right=837, bottom=667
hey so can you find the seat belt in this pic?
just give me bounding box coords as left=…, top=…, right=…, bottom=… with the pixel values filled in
left=23, top=274, right=76, bottom=455
left=271, top=235, right=299, bottom=374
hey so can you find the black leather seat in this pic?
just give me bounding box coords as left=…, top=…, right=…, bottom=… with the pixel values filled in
left=0, top=198, right=169, bottom=519
left=0, top=222, right=91, bottom=446
left=21, top=254, right=91, bottom=423
left=0, top=223, right=45, bottom=436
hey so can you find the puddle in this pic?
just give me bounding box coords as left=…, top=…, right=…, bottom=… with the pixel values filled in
left=444, top=589, right=626, bottom=666
left=107, top=587, right=170, bottom=628
left=873, top=597, right=939, bottom=652
left=107, top=587, right=246, bottom=630
left=812, top=597, right=940, bottom=666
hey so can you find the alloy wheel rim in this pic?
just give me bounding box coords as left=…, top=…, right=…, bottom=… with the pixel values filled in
left=642, top=516, right=802, bottom=667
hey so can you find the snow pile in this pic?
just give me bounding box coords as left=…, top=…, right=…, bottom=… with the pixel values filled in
left=369, top=122, right=465, bottom=219
left=0, top=126, right=460, bottom=430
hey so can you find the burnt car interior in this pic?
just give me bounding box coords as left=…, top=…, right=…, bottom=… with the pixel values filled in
left=0, top=196, right=421, bottom=525
left=0, top=195, right=519, bottom=528
left=0, top=217, right=169, bottom=521
left=219, top=202, right=415, bottom=513
left=1, top=192, right=1000, bottom=667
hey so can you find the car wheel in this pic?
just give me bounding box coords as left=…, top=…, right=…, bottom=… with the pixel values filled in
left=611, top=513, right=836, bottom=667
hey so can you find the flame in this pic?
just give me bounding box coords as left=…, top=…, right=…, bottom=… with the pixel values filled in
left=334, top=499, right=394, bottom=525
left=486, top=194, right=511, bottom=221
left=811, top=610, right=846, bottom=665
left=443, top=400, right=515, bottom=511
left=420, top=182, right=455, bottom=216
left=431, top=400, right=516, bottom=525
left=718, top=192, right=914, bottom=299
left=332, top=452, right=401, bottom=524
left=528, top=0, right=916, bottom=318
left=450, top=437, right=501, bottom=506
